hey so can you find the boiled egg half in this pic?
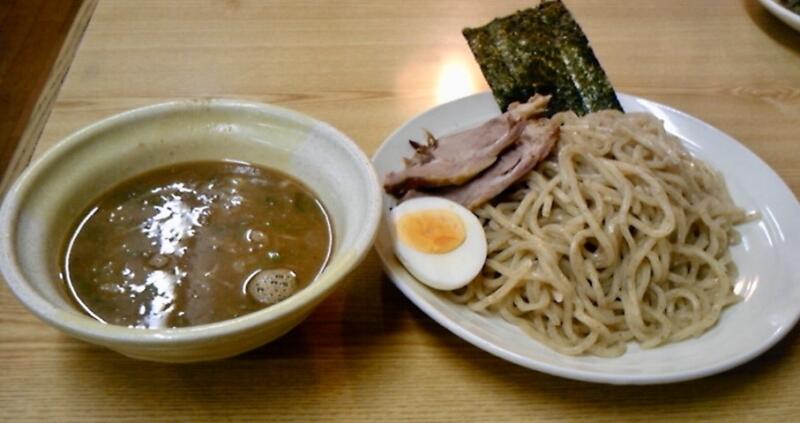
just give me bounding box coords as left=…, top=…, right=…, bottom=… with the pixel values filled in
left=389, top=197, right=487, bottom=290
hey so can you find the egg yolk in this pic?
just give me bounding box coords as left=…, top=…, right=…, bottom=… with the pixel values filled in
left=396, top=209, right=466, bottom=254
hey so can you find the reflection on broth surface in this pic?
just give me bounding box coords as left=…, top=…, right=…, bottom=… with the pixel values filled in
left=62, top=161, right=332, bottom=328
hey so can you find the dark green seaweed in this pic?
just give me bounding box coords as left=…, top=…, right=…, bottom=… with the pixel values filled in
left=463, top=0, right=621, bottom=115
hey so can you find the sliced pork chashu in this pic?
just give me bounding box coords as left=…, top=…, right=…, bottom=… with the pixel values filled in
left=383, top=95, right=550, bottom=196
left=403, top=118, right=559, bottom=210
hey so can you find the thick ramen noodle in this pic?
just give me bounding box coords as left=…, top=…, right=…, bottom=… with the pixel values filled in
left=449, top=110, right=752, bottom=357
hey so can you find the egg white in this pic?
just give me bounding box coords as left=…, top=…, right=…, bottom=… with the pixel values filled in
left=390, top=197, right=487, bottom=290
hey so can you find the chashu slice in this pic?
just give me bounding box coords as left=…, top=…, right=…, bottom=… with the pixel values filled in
left=383, top=95, right=550, bottom=196
left=403, top=118, right=559, bottom=210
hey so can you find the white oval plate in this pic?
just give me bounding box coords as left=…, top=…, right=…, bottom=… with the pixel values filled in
left=372, top=92, right=800, bottom=384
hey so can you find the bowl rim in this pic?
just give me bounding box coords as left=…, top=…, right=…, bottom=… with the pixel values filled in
left=758, top=0, right=800, bottom=31
left=0, top=98, right=382, bottom=345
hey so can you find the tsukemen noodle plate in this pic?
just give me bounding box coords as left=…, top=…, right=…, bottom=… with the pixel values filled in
left=372, top=92, right=800, bottom=385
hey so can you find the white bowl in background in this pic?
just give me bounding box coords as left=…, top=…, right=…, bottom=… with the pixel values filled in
left=758, top=0, right=800, bottom=31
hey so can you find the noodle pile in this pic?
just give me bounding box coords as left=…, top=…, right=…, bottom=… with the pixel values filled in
left=449, top=110, right=751, bottom=356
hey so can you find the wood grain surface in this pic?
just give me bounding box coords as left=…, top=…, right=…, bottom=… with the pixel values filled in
left=0, top=0, right=86, bottom=192
left=2, top=0, right=800, bottom=421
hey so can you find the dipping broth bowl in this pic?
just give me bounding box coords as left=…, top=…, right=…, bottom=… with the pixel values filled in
left=0, top=99, right=382, bottom=362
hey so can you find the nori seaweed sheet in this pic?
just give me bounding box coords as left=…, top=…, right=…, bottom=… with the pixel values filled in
left=463, top=0, right=622, bottom=115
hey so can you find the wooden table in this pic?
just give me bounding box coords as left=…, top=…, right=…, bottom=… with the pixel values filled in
left=2, top=0, right=799, bottom=420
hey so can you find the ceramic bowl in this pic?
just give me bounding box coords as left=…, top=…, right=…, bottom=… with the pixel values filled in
left=758, top=0, right=800, bottom=32
left=0, top=99, right=382, bottom=362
